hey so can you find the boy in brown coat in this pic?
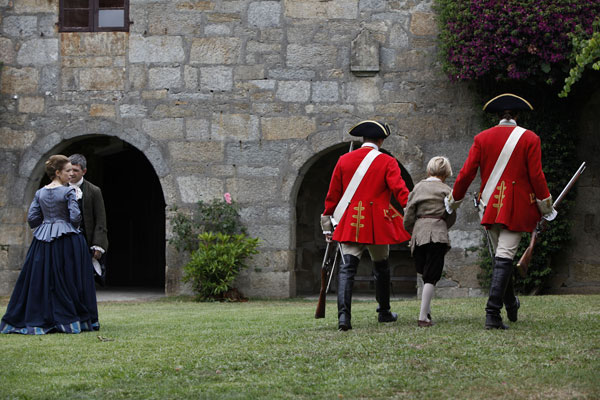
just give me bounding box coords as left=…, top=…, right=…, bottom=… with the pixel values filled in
left=404, top=156, right=456, bottom=327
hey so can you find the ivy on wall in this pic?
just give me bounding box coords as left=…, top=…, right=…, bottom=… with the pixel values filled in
left=434, top=0, right=599, bottom=293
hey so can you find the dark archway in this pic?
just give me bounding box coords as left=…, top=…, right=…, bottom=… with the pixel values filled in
left=41, top=136, right=166, bottom=289
left=295, top=144, right=416, bottom=296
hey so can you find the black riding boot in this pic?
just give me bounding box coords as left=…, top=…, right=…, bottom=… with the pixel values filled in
left=337, top=254, right=359, bottom=331
left=373, top=259, right=398, bottom=323
left=485, top=257, right=514, bottom=330
left=504, top=272, right=520, bottom=322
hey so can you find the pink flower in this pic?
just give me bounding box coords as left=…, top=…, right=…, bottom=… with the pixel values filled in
left=224, top=192, right=232, bottom=204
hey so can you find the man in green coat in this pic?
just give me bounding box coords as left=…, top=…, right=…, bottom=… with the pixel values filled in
left=68, top=154, right=109, bottom=260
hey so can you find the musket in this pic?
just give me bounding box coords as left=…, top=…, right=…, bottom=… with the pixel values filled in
left=315, top=240, right=334, bottom=318
left=516, top=161, right=586, bottom=277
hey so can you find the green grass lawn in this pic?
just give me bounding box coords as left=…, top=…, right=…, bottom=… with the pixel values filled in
left=1, top=295, right=598, bottom=399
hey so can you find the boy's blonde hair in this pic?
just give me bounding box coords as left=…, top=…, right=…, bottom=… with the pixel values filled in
left=426, top=156, right=452, bottom=179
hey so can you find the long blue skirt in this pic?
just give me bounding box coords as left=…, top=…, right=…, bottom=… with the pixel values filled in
left=0, top=233, right=99, bottom=334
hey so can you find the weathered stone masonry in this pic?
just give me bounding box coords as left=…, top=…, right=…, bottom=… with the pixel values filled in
left=2, top=0, right=596, bottom=298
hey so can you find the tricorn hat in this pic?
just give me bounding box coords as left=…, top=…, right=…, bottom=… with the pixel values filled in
left=348, top=120, right=390, bottom=139
left=483, top=93, right=533, bottom=113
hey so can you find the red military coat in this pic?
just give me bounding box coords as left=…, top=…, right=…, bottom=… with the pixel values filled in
left=452, top=124, right=551, bottom=232
left=323, top=146, right=411, bottom=244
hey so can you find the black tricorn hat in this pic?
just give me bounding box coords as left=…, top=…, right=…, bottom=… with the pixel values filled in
left=483, top=93, right=533, bottom=113
left=348, top=120, right=390, bottom=139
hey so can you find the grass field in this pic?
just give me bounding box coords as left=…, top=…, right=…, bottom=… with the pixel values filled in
left=1, top=295, right=599, bottom=399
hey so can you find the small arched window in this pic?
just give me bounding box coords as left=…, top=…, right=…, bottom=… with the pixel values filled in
left=59, top=0, right=129, bottom=32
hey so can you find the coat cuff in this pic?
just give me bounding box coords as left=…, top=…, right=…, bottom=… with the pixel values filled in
left=536, top=195, right=554, bottom=215
left=320, top=215, right=333, bottom=233
left=445, top=194, right=463, bottom=214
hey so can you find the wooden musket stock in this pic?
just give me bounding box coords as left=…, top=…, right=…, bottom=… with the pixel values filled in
left=517, top=161, right=586, bottom=277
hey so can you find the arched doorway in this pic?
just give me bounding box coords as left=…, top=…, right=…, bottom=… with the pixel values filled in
left=295, top=144, right=416, bottom=296
left=40, top=135, right=166, bottom=289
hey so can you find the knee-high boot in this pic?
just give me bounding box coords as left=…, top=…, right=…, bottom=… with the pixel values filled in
left=485, top=257, right=514, bottom=329
left=373, top=259, right=397, bottom=323
left=504, top=272, right=520, bottom=322
left=337, top=254, right=359, bottom=331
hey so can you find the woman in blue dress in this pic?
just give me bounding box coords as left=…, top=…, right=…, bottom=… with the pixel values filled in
left=1, top=155, right=99, bottom=334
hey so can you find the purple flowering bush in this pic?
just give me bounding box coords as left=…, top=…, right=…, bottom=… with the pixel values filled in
left=435, top=0, right=600, bottom=83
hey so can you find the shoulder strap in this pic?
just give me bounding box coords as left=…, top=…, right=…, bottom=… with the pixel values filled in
left=332, top=149, right=381, bottom=225
left=480, top=126, right=526, bottom=206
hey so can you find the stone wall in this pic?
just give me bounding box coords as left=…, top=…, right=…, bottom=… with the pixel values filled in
left=1, top=0, right=491, bottom=298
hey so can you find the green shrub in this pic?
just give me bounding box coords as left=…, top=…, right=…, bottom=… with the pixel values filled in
left=170, top=194, right=260, bottom=300
left=183, top=232, right=259, bottom=301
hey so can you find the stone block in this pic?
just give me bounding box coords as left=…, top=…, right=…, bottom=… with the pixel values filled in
left=261, top=116, right=316, bottom=140
left=2, top=15, right=37, bottom=37
left=38, top=14, right=57, bottom=38
left=410, top=12, right=437, bottom=36
left=248, top=2, right=281, bottom=27
left=247, top=224, right=290, bottom=249
left=0, top=270, right=22, bottom=297
left=205, top=24, right=231, bottom=36
left=17, top=39, right=58, bottom=66
left=36, top=66, right=56, bottom=93
left=0, top=37, right=16, bottom=64
left=445, top=263, right=482, bottom=288
left=168, top=141, right=224, bottom=163
left=0, top=127, right=36, bottom=149
left=90, top=104, right=116, bottom=118
left=572, top=262, right=600, bottom=282
left=225, top=177, right=279, bottom=203
left=206, top=13, right=241, bottom=23
left=286, top=44, right=337, bottom=68
left=141, top=90, right=168, bottom=100
left=0, top=224, right=25, bottom=246
left=129, top=64, right=147, bottom=90
left=284, top=0, right=358, bottom=20
left=176, top=176, right=224, bottom=204
left=211, top=113, right=259, bottom=140
left=186, top=118, right=211, bottom=140
left=83, top=32, right=127, bottom=56
left=152, top=104, right=196, bottom=118
left=149, top=8, right=204, bottom=35
left=184, top=66, right=198, bottom=89
left=175, top=1, right=215, bottom=11
left=200, top=66, right=233, bottom=91
left=18, top=96, right=44, bottom=113
left=312, top=81, right=339, bottom=102
left=61, top=56, right=114, bottom=68
left=389, top=23, right=410, bottom=49
left=234, top=65, right=265, bottom=80
left=345, top=77, right=381, bottom=103
left=119, top=104, right=147, bottom=118
left=149, top=67, right=182, bottom=90
left=236, top=270, right=291, bottom=298
left=129, top=35, right=185, bottom=63
left=143, top=118, right=184, bottom=141
left=246, top=40, right=281, bottom=54
left=190, top=37, right=241, bottom=65
left=144, top=144, right=170, bottom=177
left=0, top=208, right=26, bottom=224
left=359, top=0, right=386, bottom=11
left=276, top=80, right=310, bottom=102
left=14, top=0, right=58, bottom=13
left=375, top=102, right=415, bottom=115
left=80, top=68, right=125, bottom=91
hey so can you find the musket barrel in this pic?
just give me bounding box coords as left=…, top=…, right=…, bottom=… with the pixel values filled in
left=554, top=161, right=586, bottom=207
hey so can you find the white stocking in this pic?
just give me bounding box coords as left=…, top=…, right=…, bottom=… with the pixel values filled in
left=419, top=283, right=435, bottom=321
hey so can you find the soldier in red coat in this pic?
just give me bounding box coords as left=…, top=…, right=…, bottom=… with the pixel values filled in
left=321, top=120, right=411, bottom=331
left=446, top=94, right=555, bottom=329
